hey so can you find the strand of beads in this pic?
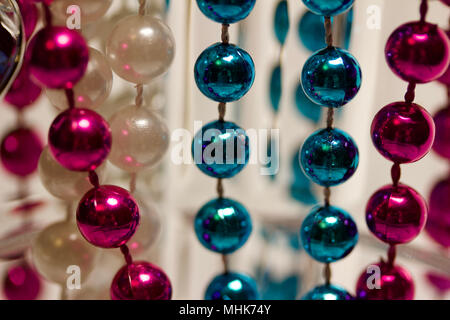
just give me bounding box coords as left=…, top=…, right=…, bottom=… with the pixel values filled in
left=356, top=0, right=450, bottom=300
left=192, top=0, right=258, bottom=300
left=299, top=0, right=360, bottom=300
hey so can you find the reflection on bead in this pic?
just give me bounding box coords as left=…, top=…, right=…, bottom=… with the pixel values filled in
left=196, top=0, right=256, bottom=24
left=192, top=120, right=250, bottom=179
left=2, top=262, right=41, bottom=300
left=205, top=272, right=259, bottom=300
left=302, top=0, right=353, bottom=17
left=301, top=47, right=362, bottom=108
left=432, top=107, right=450, bottom=160
left=426, top=178, right=450, bottom=248
left=50, top=0, right=112, bottom=25
left=300, top=205, right=358, bottom=263
left=195, top=43, right=255, bottom=102
left=195, top=198, right=252, bottom=254
left=302, top=284, right=353, bottom=300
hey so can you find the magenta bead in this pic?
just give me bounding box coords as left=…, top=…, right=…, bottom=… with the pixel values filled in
left=385, top=21, right=450, bottom=83
left=371, top=102, right=435, bottom=164
left=440, top=0, right=450, bottom=5
left=426, top=178, right=450, bottom=248
left=4, top=62, right=42, bottom=110
left=438, top=32, right=450, bottom=85
left=432, top=107, right=450, bottom=159
left=3, top=262, right=41, bottom=300
left=1, top=128, right=43, bottom=177
left=17, top=0, right=39, bottom=40
left=77, top=185, right=140, bottom=248
left=48, top=108, right=111, bottom=172
left=356, top=262, right=414, bottom=300
left=29, top=26, right=89, bottom=89
left=366, top=184, right=427, bottom=244
left=110, top=261, right=172, bottom=300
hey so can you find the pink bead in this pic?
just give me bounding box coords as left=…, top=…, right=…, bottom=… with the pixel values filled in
left=3, top=262, right=41, bottom=300
left=426, top=178, right=450, bottom=248
left=366, top=184, right=427, bottom=244
left=385, top=22, right=450, bottom=83
left=371, top=102, right=435, bottom=164
left=17, top=0, right=39, bottom=40
left=440, top=0, right=450, bottom=6
left=48, top=108, right=111, bottom=172
left=4, top=61, right=42, bottom=110
left=1, top=128, right=43, bottom=177
left=432, top=107, right=450, bottom=159
left=110, top=261, right=172, bottom=300
left=29, top=26, right=89, bottom=89
left=438, top=32, right=450, bottom=85
left=356, top=261, right=414, bottom=300
left=77, top=185, right=140, bottom=248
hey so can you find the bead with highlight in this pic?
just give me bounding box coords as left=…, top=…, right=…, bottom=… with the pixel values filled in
left=205, top=272, right=259, bottom=300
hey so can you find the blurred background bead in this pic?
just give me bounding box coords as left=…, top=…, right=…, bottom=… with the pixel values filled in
left=109, top=105, right=169, bottom=172
left=195, top=198, right=252, bottom=254
left=106, top=15, right=175, bottom=84
left=194, top=43, right=255, bottom=102
left=32, top=221, right=100, bottom=285
left=46, top=47, right=113, bottom=110
left=77, top=185, right=140, bottom=248
left=302, top=284, right=353, bottom=300
left=17, top=0, right=39, bottom=40
left=294, top=83, right=321, bottom=124
left=111, top=261, right=172, bottom=300
left=205, top=272, right=259, bottom=300
left=302, top=0, right=354, bottom=16
left=4, top=61, right=42, bottom=110
left=192, top=120, right=250, bottom=178
left=432, top=107, right=450, bottom=159
left=385, top=22, right=450, bottom=83
left=300, top=205, right=358, bottom=263
left=426, top=178, right=450, bottom=248
left=1, top=127, right=43, bottom=177
left=441, top=0, right=450, bottom=5
left=48, top=108, right=111, bottom=171
left=301, top=47, right=362, bottom=107
left=366, top=184, right=427, bottom=244
left=196, top=0, right=256, bottom=24
left=356, top=262, right=414, bottom=300
left=274, top=0, right=289, bottom=46
left=50, top=0, right=112, bottom=25
left=3, top=261, right=41, bottom=300
left=298, top=11, right=326, bottom=52
left=438, top=32, right=450, bottom=85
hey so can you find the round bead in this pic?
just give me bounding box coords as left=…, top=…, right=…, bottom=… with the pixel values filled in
left=106, top=15, right=175, bottom=84
left=194, top=198, right=252, bottom=254
left=366, top=184, right=427, bottom=244
left=302, top=284, right=353, bottom=300
left=196, top=0, right=256, bottom=24
left=17, top=0, right=39, bottom=39
left=438, top=31, right=450, bottom=85
left=301, top=128, right=359, bottom=187
left=356, top=262, right=414, bottom=300
left=50, top=0, right=112, bottom=25
left=302, top=0, right=354, bottom=16
left=46, top=47, right=113, bottom=110
left=441, top=0, right=450, bottom=5
left=48, top=108, right=111, bottom=172
left=3, top=262, right=41, bottom=300
left=31, top=221, right=100, bottom=284
left=192, top=120, right=250, bottom=178
left=301, top=46, right=362, bottom=108
left=110, top=261, right=172, bottom=300
left=298, top=11, right=326, bottom=53
left=432, top=107, right=450, bottom=159
left=371, top=102, right=435, bottom=164
left=1, top=128, right=43, bottom=177
left=205, top=272, right=259, bottom=300
left=426, top=178, right=450, bottom=248
left=29, top=26, right=89, bottom=89
left=300, top=205, right=358, bottom=263
left=385, top=22, right=450, bottom=83
left=4, top=61, right=42, bottom=110
left=194, top=43, right=255, bottom=102
left=109, top=105, right=169, bottom=172
left=76, top=185, right=140, bottom=248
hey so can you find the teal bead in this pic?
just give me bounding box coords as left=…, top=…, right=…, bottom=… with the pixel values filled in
left=302, top=284, right=353, bottom=300
left=290, top=148, right=318, bottom=205
left=274, top=0, right=290, bottom=45
left=300, top=205, right=358, bottom=263
left=298, top=11, right=326, bottom=52
left=269, top=64, right=282, bottom=113
left=205, top=272, right=259, bottom=300
left=302, top=0, right=354, bottom=17
left=196, top=0, right=256, bottom=24
left=294, top=82, right=321, bottom=124
left=194, top=198, right=252, bottom=254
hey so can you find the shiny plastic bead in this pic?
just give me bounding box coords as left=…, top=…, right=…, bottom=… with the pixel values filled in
left=4, top=61, right=42, bottom=110
left=205, top=272, right=259, bottom=300
left=196, top=0, right=256, bottom=24
left=426, top=178, right=450, bottom=248
left=432, top=107, right=450, bottom=159
left=302, top=284, right=353, bottom=300
left=2, top=262, right=41, bottom=300
left=302, top=0, right=354, bottom=17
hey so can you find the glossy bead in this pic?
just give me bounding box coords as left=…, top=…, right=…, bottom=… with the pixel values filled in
left=432, top=107, right=450, bottom=159
left=109, top=105, right=169, bottom=172
left=274, top=0, right=290, bottom=45
left=76, top=185, right=140, bottom=248
left=31, top=221, right=100, bottom=284
left=3, top=262, right=41, bottom=300
left=29, top=26, right=89, bottom=89
left=205, top=272, right=259, bottom=300
left=196, top=0, right=256, bottom=24
left=385, top=22, right=450, bottom=83
left=371, top=102, right=435, bottom=164
left=4, top=61, right=42, bottom=110
left=46, top=47, right=113, bottom=110
left=426, top=178, right=450, bottom=248
left=111, top=261, right=172, bottom=300
left=302, top=284, right=353, bottom=300
left=356, top=262, right=414, bottom=300
left=366, top=184, right=427, bottom=245
left=1, top=128, right=43, bottom=177
left=298, top=11, right=326, bottom=53
left=302, top=0, right=353, bottom=17
left=106, top=15, right=175, bottom=84
left=300, top=205, right=358, bottom=263
left=17, top=0, right=39, bottom=39
left=194, top=198, right=252, bottom=254
left=438, top=32, right=450, bottom=85
left=301, top=128, right=359, bottom=187
left=301, top=47, right=362, bottom=108
left=50, top=0, right=112, bottom=25
left=48, top=108, right=111, bottom=172
left=194, top=43, right=255, bottom=102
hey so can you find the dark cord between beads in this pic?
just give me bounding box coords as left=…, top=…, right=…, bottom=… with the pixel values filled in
left=420, top=0, right=429, bottom=23
left=221, top=24, right=230, bottom=44
left=222, top=254, right=229, bottom=274
left=138, top=0, right=146, bottom=16
left=324, top=263, right=331, bottom=285
left=387, top=244, right=397, bottom=267
left=404, top=82, right=416, bottom=103
left=217, top=178, right=224, bottom=198
left=218, top=102, right=226, bottom=121
left=326, top=108, right=334, bottom=129
left=391, top=162, right=401, bottom=187
left=324, top=187, right=331, bottom=207
left=324, top=17, right=333, bottom=47
left=88, top=170, right=100, bottom=188
left=43, top=4, right=53, bottom=26
left=120, top=244, right=133, bottom=266
left=65, top=89, right=75, bottom=109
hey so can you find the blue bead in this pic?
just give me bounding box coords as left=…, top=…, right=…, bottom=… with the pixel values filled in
left=302, top=284, right=353, bottom=300
left=205, top=272, right=259, bottom=300
left=196, top=0, right=256, bottom=24
left=290, top=148, right=318, bottom=205
left=294, top=82, right=321, bottom=124
left=298, top=11, right=326, bottom=52
left=274, top=0, right=290, bottom=45
left=192, top=120, right=250, bottom=178
left=195, top=198, right=252, bottom=254
left=301, top=128, right=359, bottom=187
left=269, top=64, right=282, bottom=113
left=195, top=43, right=255, bottom=102
left=302, top=0, right=354, bottom=17
left=300, top=205, right=358, bottom=263
left=301, top=47, right=362, bottom=108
